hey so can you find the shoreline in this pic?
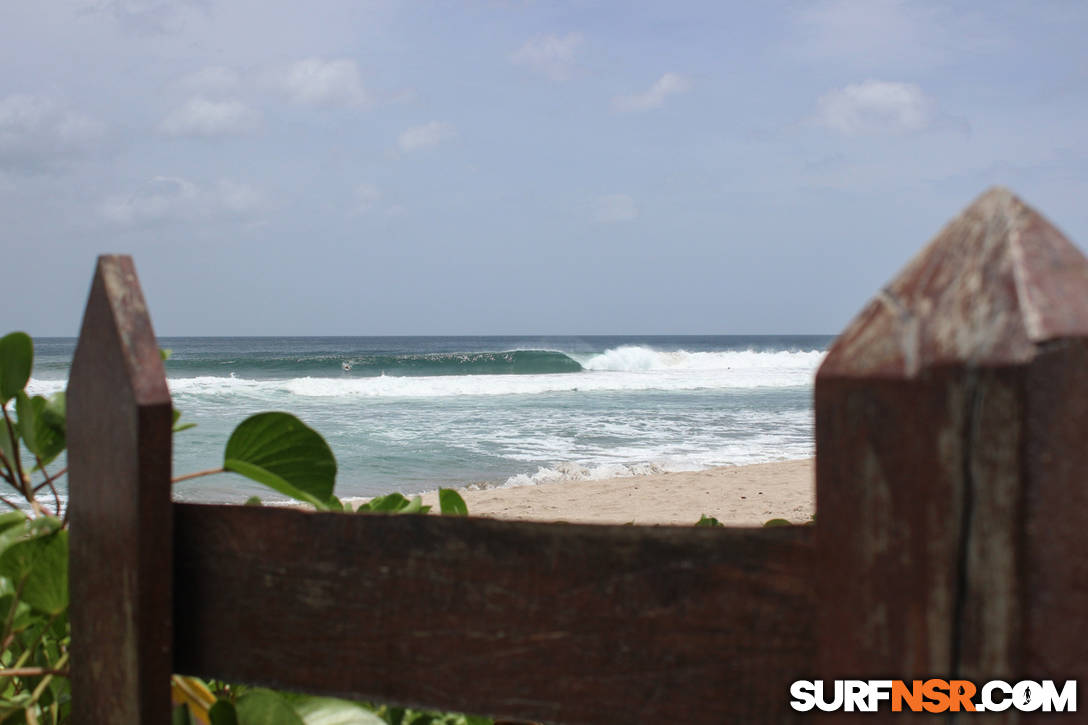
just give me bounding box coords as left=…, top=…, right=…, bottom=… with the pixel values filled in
left=416, top=458, right=814, bottom=526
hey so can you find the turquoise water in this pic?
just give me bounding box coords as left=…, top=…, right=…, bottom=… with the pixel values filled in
left=29, top=335, right=830, bottom=504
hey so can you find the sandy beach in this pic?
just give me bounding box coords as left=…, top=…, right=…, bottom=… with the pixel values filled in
left=419, top=458, right=814, bottom=526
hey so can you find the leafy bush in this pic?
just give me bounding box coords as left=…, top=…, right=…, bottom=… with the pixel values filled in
left=0, top=332, right=480, bottom=725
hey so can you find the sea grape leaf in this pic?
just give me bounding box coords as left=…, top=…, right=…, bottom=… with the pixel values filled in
left=223, top=413, right=337, bottom=510
left=235, top=690, right=304, bottom=725
left=400, top=495, right=424, bottom=514
left=358, top=492, right=409, bottom=513
left=0, top=515, right=61, bottom=563
left=438, top=489, right=468, bottom=516
left=0, top=529, right=68, bottom=614
left=0, top=332, right=32, bottom=404
left=292, top=696, right=386, bottom=725
left=0, top=418, right=16, bottom=473
left=0, top=512, right=27, bottom=536
left=762, top=518, right=791, bottom=528
left=695, top=514, right=723, bottom=527
left=209, top=701, right=240, bottom=725
left=15, top=392, right=65, bottom=468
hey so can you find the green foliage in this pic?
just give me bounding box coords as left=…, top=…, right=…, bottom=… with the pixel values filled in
left=224, top=412, right=338, bottom=510
left=438, top=489, right=467, bottom=516
left=209, top=700, right=240, bottom=725
left=695, top=514, right=723, bottom=527
left=0, top=529, right=68, bottom=615
left=0, top=333, right=33, bottom=404
left=15, top=392, right=66, bottom=468
left=357, top=492, right=430, bottom=514
left=762, top=518, right=792, bottom=527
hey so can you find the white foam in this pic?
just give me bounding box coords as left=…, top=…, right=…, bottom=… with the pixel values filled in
left=578, top=346, right=824, bottom=372
left=26, top=379, right=66, bottom=396
left=501, top=461, right=672, bottom=488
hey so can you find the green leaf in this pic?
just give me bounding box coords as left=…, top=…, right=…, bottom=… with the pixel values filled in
left=15, top=392, right=65, bottom=467
left=0, top=529, right=68, bottom=614
left=209, top=701, right=240, bottom=725
left=0, top=515, right=61, bottom=563
left=695, top=514, right=723, bottom=527
left=438, top=489, right=468, bottom=516
left=0, top=512, right=27, bottom=536
left=0, top=417, right=16, bottom=473
left=244, top=496, right=263, bottom=506
left=762, top=518, right=792, bottom=528
left=223, top=413, right=337, bottom=510
left=0, top=333, right=32, bottom=404
left=400, top=495, right=424, bottom=514
left=40, top=391, right=65, bottom=428
left=161, top=348, right=173, bottom=361
left=358, top=492, right=409, bottom=513
left=235, top=690, right=304, bottom=725
left=173, top=704, right=193, bottom=725
left=292, top=697, right=387, bottom=725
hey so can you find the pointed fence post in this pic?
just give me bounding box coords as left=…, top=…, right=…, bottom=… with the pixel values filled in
left=68, top=256, right=173, bottom=723
left=815, top=188, right=1088, bottom=697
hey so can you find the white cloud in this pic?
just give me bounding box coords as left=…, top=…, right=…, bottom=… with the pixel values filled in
left=281, top=58, right=368, bottom=107
left=511, top=32, right=583, bottom=81
left=612, top=73, right=691, bottom=112
left=398, top=121, right=455, bottom=153
left=816, top=80, right=931, bottom=135
left=594, top=194, right=637, bottom=223
left=0, top=94, right=102, bottom=173
left=180, top=66, right=240, bottom=95
left=99, top=176, right=264, bottom=226
left=159, top=97, right=259, bottom=137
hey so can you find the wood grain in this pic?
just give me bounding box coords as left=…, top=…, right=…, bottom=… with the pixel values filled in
left=174, top=506, right=815, bottom=724
left=68, top=255, right=173, bottom=724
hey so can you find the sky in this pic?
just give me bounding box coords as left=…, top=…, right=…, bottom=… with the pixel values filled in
left=2, top=0, right=1087, bottom=336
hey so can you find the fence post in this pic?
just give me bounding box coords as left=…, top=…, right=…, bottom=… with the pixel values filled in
left=815, top=188, right=1088, bottom=703
left=68, top=255, right=173, bottom=723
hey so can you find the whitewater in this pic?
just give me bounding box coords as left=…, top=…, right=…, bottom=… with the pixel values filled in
left=28, top=335, right=830, bottom=503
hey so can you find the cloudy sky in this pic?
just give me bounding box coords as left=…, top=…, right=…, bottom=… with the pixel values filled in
left=3, top=1, right=1087, bottom=335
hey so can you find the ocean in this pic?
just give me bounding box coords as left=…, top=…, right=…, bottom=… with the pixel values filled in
left=28, top=335, right=831, bottom=505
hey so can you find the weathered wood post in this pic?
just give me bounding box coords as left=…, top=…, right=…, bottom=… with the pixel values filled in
left=68, top=256, right=174, bottom=723
left=815, top=188, right=1088, bottom=707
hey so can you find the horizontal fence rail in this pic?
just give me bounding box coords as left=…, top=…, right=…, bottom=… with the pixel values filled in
left=174, top=506, right=815, bottom=723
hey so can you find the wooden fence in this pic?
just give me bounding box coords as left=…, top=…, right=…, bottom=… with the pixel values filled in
left=66, top=187, right=1088, bottom=723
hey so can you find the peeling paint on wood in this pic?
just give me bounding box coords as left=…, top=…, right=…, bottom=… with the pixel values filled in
left=816, top=188, right=1088, bottom=723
